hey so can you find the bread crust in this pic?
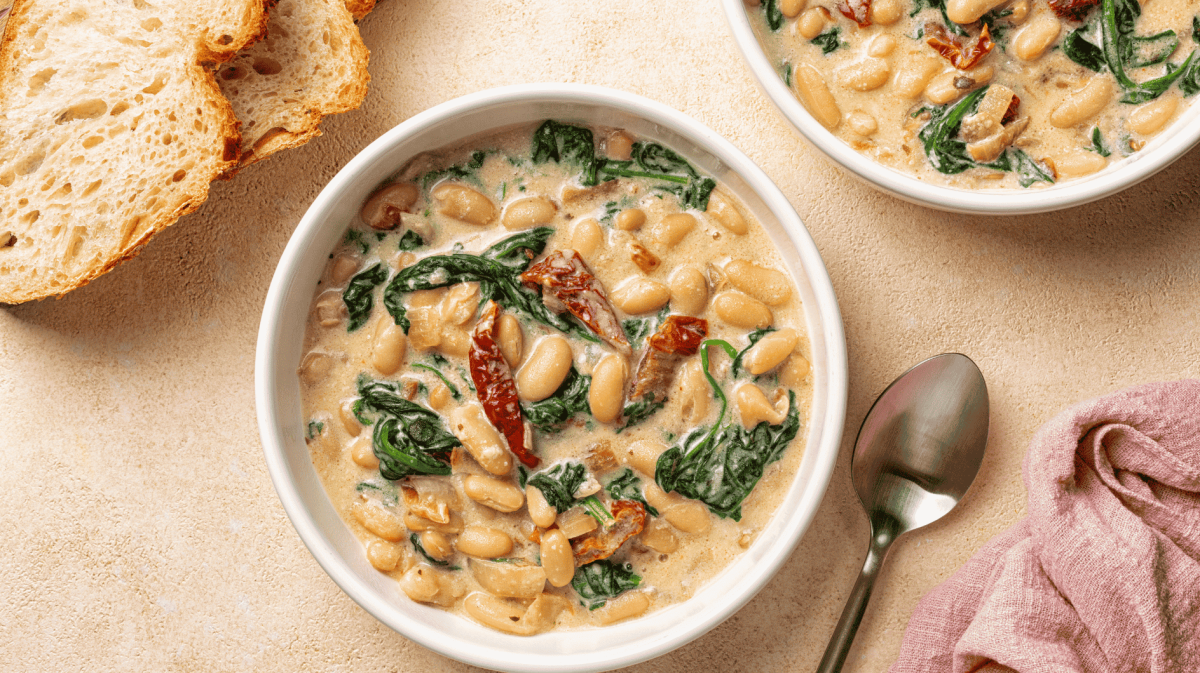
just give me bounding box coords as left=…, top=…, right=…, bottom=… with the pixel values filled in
left=0, top=0, right=269, bottom=303
left=219, top=0, right=370, bottom=169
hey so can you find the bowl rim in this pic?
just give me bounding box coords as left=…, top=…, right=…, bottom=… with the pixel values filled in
left=720, top=0, right=1200, bottom=215
left=255, top=82, right=848, bottom=672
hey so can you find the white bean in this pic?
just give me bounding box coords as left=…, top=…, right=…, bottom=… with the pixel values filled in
left=742, top=328, right=800, bottom=375
left=517, top=335, right=573, bottom=402
left=1050, top=76, right=1114, bottom=128
left=351, top=501, right=404, bottom=541
left=615, top=208, right=647, bottom=231
left=781, top=0, right=806, bottom=16
left=540, top=529, right=575, bottom=588
left=840, top=58, right=890, bottom=92
left=1128, top=95, right=1178, bottom=135
left=595, top=591, right=651, bottom=625
left=463, top=592, right=526, bottom=631
left=399, top=566, right=457, bottom=606
left=664, top=501, right=711, bottom=534
left=572, top=218, right=604, bottom=259
left=669, top=265, right=709, bottom=316
left=678, top=358, right=710, bottom=425
left=706, top=191, right=748, bottom=235
left=361, top=182, right=418, bottom=231
left=653, top=213, right=697, bottom=248
left=367, top=539, right=406, bottom=572
left=463, top=475, right=525, bottom=513
left=712, top=291, right=773, bottom=329
left=640, top=518, right=679, bottom=553
left=870, top=0, right=903, bottom=24
left=893, top=56, right=942, bottom=99
left=502, top=196, right=556, bottom=230
left=419, top=531, right=454, bottom=561
left=1012, top=14, right=1061, bottom=61
left=470, top=560, right=547, bottom=599
left=526, top=484, right=557, bottom=527
left=588, top=354, right=627, bottom=424
left=349, top=435, right=379, bottom=469
left=735, top=382, right=787, bottom=427
left=449, top=404, right=513, bottom=476
left=797, top=7, right=827, bottom=39
left=725, top=259, right=792, bottom=306
left=371, top=317, right=407, bottom=375
left=455, top=526, right=514, bottom=559
left=497, top=313, right=524, bottom=369
left=611, top=278, right=671, bottom=314
left=947, top=0, right=1006, bottom=24
left=432, top=183, right=496, bottom=225
left=846, top=111, right=878, bottom=137
left=867, top=35, right=896, bottom=57
left=1053, top=151, right=1108, bottom=178
left=619, top=439, right=666, bottom=478
left=794, top=63, right=841, bottom=129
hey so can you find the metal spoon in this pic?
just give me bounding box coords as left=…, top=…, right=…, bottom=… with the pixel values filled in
left=816, top=353, right=990, bottom=673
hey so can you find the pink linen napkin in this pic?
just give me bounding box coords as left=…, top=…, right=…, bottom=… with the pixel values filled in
left=890, top=380, right=1200, bottom=673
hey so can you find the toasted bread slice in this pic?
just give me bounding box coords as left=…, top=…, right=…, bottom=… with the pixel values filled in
left=218, top=0, right=369, bottom=168
left=344, top=0, right=376, bottom=21
left=0, top=0, right=269, bottom=303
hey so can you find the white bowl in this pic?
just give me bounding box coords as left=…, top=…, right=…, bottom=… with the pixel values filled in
left=255, top=83, right=848, bottom=672
left=721, top=0, right=1200, bottom=215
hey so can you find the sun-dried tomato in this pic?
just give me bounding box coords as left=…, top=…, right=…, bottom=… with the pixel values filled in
left=571, top=500, right=648, bottom=566
left=520, top=249, right=629, bottom=352
left=469, top=301, right=538, bottom=468
left=837, top=0, right=872, bottom=27
left=630, top=316, right=708, bottom=402
left=1048, top=0, right=1099, bottom=22
left=925, top=23, right=995, bottom=70
left=1001, top=94, right=1021, bottom=125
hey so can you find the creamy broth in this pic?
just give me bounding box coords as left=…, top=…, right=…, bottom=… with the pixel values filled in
left=299, top=122, right=813, bottom=634
left=749, top=0, right=1200, bottom=188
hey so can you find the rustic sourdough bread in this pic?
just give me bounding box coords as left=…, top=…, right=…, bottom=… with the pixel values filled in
left=218, top=0, right=370, bottom=167
left=0, top=0, right=268, bottom=303
left=344, top=0, right=376, bottom=21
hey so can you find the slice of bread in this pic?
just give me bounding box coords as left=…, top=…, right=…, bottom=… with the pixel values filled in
left=218, top=0, right=369, bottom=167
left=344, top=0, right=377, bottom=21
left=0, top=0, right=268, bottom=303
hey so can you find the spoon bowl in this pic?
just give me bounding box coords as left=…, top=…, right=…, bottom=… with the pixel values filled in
left=817, top=353, right=989, bottom=672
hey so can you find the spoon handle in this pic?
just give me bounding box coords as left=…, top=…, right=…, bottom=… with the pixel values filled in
left=815, top=519, right=897, bottom=673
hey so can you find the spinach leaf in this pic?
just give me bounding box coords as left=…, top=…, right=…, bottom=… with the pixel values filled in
left=919, top=88, right=1054, bottom=187
left=531, top=120, right=599, bottom=186
left=780, top=61, right=794, bottom=88
left=1098, top=0, right=1197, bottom=103
left=571, top=560, right=641, bottom=609
left=420, top=150, right=489, bottom=190
left=1194, top=15, right=1200, bottom=42
left=398, top=230, right=425, bottom=251
left=811, top=27, right=843, bottom=55
left=763, top=0, right=784, bottom=31
left=343, top=262, right=389, bottom=332
left=911, top=0, right=966, bottom=35
left=654, top=340, right=801, bottom=521
left=344, top=229, right=370, bottom=254
left=1178, top=57, right=1200, bottom=95
left=523, top=367, right=591, bottom=433
left=1087, top=127, right=1112, bottom=156
left=619, top=394, right=666, bottom=433
left=410, top=533, right=456, bottom=568
left=622, top=304, right=671, bottom=350
left=382, top=227, right=590, bottom=339
left=411, top=363, right=462, bottom=401
left=356, top=480, right=399, bottom=507
left=1124, top=30, right=1179, bottom=68
left=1012, top=149, right=1057, bottom=188
left=605, top=469, right=658, bottom=516
left=1064, top=28, right=1106, bottom=71
left=731, top=327, right=777, bottom=377
left=527, top=461, right=589, bottom=511
left=597, top=142, right=717, bottom=210
left=305, top=420, right=325, bottom=440
left=357, top=376, right=460, bottom=480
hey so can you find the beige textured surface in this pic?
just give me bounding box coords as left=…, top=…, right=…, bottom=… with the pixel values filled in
left=3, top=0, right=1199, bottom=670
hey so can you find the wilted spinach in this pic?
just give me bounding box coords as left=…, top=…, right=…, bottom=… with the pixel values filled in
left=811, top=28, right=843, bottom=55
left=411, top=363, right=462, bottom=401
left=619, top=394, right=666, bottom=433
left=763, top=0, right=785, bottom=31
left=410, top=533, right=457, bottom=568
left=344, top=229, right=370, bottom=254
left=1064, top=28, right=1107, bottom=72
left=571, top=559, right=641, bottom=609
left=532, top=120, right=599, bottom=186
left=305, top=420, right=325, bottom=440
left=528, top=461, right=612, bottom=523
left=605, top=469, right=658, bottom=516
left=920, top=87, right=1055, bottom=188
left=911, top=0, right=966, bottom=35
left=357, top=376, right=460, bottom=480
left=382, top=227, right=591, bottom=339
left=1087, top=127, right=1112, bottom=156
left=523, top=367, right=591, bottom=433
left=597, top=142, right=717, bottom=210
left=622, top=304, right=671, bottom=350
left=419, top=150, right=489, bottom=190
left=655, top=340, right=801, bottom=521
left=343, top=262, right=389, bottom=331
left=398, top=230, right=425, bottom=251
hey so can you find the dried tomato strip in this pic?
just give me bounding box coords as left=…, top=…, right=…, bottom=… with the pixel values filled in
left=630, top=316, right=708, bottom=402
left=837, top=0, right=872, bottom=27
left=469, top=301, right=538, bottom=468
left=520, top=249, right=629, bottom=352
left=571, top=500, right=648, bottom=566
left=1048, top=0, right=1099, bottom=22
left=1001, top=94, right=1021, bottom=125
left=925, top=23, right=995, bottom=70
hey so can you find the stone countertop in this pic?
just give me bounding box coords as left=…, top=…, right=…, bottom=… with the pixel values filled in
left=3, top=1, right=1199, bottom=671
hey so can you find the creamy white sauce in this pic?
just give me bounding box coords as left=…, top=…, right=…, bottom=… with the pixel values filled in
left=299, top=122, right=814, bottom=633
